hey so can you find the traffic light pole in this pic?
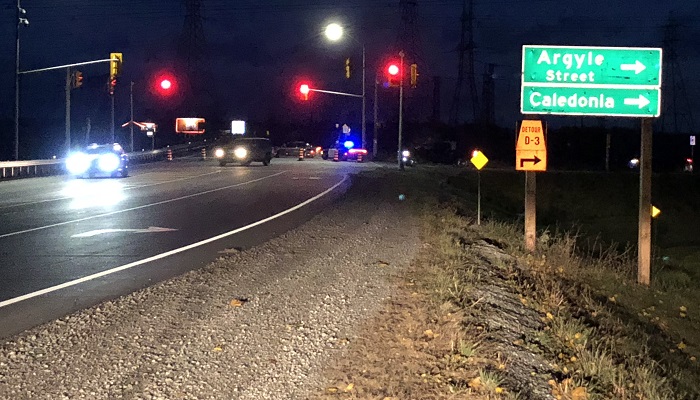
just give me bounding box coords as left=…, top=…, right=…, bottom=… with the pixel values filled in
left=398, top=51, right=404, bottom=171
left=19, top=57, right=119, bottom=155
left=361, top=45, right=366, bottom=154
left=373, top=75, right=379, bottom=158
left=65, top=68, right=71, bottom=154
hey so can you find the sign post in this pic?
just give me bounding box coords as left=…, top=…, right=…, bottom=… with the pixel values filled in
left=515, top=120, right=546, bottom=252
left=470, top=150, right=489, bottom=225
left=521, top=45, right=662, bottom=283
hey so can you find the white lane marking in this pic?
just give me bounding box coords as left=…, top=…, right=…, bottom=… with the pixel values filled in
left=0, top=171, right=223, bottom=210
left=0, top=175, right=348, bottom=309
left=72, top=226, right=178, bottom=238
left=0, top=171, right=287, bottom=239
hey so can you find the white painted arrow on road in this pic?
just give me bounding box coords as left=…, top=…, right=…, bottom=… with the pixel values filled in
left=72, top=226, right=178, bottom=238
left=620, top=60, right=646, bottom=75
left=624, top=95, right=651, bottom=109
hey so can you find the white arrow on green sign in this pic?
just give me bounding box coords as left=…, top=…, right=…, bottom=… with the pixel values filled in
left=521, top=45, right=662, bottom=117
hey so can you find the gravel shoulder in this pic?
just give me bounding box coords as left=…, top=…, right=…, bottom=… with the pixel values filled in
left=0, top=173, right=422, bottom=400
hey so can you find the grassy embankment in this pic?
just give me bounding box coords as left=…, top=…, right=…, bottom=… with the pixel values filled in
left=318, top=166, right=700, bottom=399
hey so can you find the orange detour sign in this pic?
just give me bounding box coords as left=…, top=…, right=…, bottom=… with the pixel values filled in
left=516, top=120, right=547, bottom=171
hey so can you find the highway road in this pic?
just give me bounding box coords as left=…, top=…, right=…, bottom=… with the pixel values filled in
left=0, top=156, right=374, bottom=338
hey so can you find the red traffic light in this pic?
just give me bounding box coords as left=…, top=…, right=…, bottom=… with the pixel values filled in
left=387, top=64, right=400, bottom=76
left=160, top=79, right=172, bottom=90
left=386, top=62, right=401, bottom=87
left=299, top=84, right=310, bottom=100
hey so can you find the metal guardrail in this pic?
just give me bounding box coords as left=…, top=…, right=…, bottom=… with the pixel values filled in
left=0, top=142, right=206, bottom=181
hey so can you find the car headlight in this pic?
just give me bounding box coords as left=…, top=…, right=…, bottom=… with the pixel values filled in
left=402, top=150, right=410, bottom=157
left=66, top=152, right=91, bottom=174
left=98, top=153, right=120, bottom=172
left=214, top=148, right=225, bottom=158
left=234, top=147, right=248, bottom=159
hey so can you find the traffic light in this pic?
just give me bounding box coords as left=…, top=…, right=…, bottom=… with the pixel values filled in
left=386, top=63, right=400, bottom=87
left=160, top=79, right=172, bottom=91
left=72, top=70, right=83, bottom=89
left=108, top=52, right=122, bottom=95
left=299, top=84, right=310, bottom=100
left=108, top=76, right=117, bottom=95
left=345, top=58, right=351, bottom=79
left=410, top=63, right=418, bottom=88
left=109, top=52, right=122, bottom=79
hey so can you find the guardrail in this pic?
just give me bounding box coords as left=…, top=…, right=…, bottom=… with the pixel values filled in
left=0, top=142, right=207, bottom=181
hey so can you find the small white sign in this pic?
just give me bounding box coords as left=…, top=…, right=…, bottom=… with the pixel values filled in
left=691, top=136, right=696, bottom=146
left=231, top=120, right=246, bottom=134
left=342, top=124, right=350, bottom=134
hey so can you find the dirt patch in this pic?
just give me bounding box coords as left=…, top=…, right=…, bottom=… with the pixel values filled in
left=310, top=270, right=477, bottom=400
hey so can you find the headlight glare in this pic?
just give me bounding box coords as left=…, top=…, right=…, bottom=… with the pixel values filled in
left=66, top=152, right=90, bottom=175
left=214, top=148, right=225, bottom=158
left=234, top=147, right=248, bottom=159
left=98, top=153, right=120, bottom=172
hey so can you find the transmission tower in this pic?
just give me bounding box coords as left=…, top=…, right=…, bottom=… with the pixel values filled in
left=480, top=63, right=495, bottom=125
left=660, top=16, right=694, bottom=134
left=449, top=0, right=478, bottom=125
left=178, top=0, right=206, bottom=94
left=396, top=0, right=423, bottom=65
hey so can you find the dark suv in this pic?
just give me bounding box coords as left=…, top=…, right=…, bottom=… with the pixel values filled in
left=214, top=137, right=273, bottom=166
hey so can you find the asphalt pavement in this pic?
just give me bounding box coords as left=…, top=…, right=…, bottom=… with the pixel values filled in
left=0, top=156, right=377, bottom=338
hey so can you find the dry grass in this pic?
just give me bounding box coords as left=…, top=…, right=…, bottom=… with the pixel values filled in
left=313, top=168, right=700, bottom=400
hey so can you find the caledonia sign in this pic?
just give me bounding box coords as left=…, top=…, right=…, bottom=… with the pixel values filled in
left=521, top=45, right=662, bottom=117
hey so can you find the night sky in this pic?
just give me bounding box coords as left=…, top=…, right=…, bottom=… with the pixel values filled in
left=1, top=0, right=699, bottom=159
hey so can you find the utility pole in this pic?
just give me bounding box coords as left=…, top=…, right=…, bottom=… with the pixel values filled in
left=130, top=81, right=135, bottom=152
left=85, top=117, right=91, bottom=145
left=14, top=0, right=28, bottom=160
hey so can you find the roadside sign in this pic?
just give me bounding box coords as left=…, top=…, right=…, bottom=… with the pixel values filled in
left=521, top=45, right=662, bottom=117
left=516, top=120, right=547, bottom=171
left=651, top=206, right=661, bottom=218
left=521, top=87, right=660, bottom=117
left=691, top=136, right=696, bottom=146
left=470, top=151, right=489, bottom=170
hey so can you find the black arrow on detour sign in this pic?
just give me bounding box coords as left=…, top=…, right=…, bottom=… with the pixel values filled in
left=520, top=155, right=541, bottom=168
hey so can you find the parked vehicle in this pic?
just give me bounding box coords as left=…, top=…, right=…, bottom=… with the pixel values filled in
left=275, top=141, right=313, bottom=157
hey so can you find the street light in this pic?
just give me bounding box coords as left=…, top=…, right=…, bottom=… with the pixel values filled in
left=14, top=0, right=29, bottom=160
left=324, top=23, right=366, bottom=153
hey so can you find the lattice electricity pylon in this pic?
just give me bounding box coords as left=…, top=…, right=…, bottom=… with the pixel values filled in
left=449, top=0, right=478, bottom=125
left=660, top=16, right=695, bottom=134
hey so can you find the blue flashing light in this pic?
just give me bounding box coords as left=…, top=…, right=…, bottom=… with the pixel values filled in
left=343, top=140, right=355, bottom=149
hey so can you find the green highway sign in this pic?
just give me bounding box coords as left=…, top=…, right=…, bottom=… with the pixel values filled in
left=522, top=86, right=660, bottom=117
left=522, top=46, right=662, bottom=87
left=521, top=45, right=662, bottom=117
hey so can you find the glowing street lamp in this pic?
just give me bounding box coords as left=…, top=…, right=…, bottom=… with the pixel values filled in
left=324, top=23, right=343, bottom=42
left=324, top=22, right=366, bottom=152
